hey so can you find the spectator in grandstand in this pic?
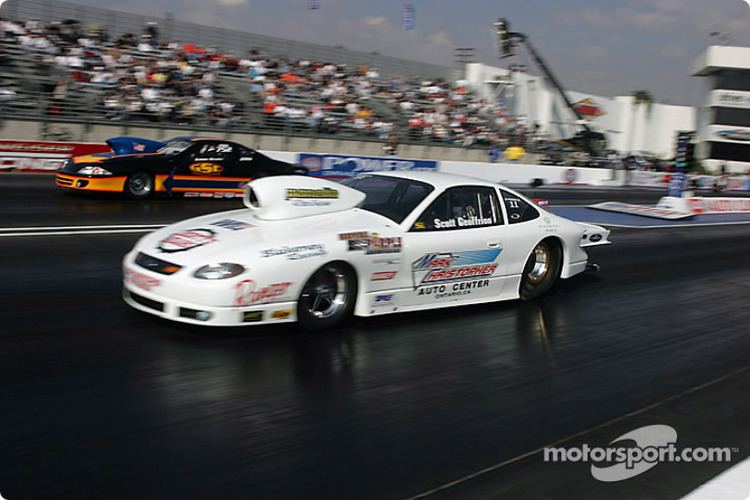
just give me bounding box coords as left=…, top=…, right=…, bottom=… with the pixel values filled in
left=384, top=131, right=399, bottom=156
left=0, top=15, right=545, bottom=146
left=0, top=81, right=16, bottom=113
left=504, top=144, right=526, bottom=163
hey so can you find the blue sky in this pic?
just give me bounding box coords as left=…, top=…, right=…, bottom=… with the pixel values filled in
left=71, top=0, right=750, bottom=105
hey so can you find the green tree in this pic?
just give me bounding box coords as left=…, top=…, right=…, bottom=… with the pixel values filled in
left=631, top=90, right=654, bottom=114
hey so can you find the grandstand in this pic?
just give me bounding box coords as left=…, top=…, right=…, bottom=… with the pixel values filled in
left=0, top=0, right=539, bottom=152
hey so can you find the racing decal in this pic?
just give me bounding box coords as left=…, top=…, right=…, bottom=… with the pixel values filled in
left=260, top=244, right=326, bottom=260
left=417, top=279, right=491, bottom=299
left=371, top=271, right=397, bottom=281
left=243, top=311, right=263, bottom=322
left=538, top=216, right=560, bottom=233
left=372, top=294, right=395, bottom=308
left=365, top=236, right=402, bottom=255
left=414, top=222, right=427, bottom=230
left=271, top=310, right=292, bottom=320
left=339, top=231, right=370, bottom=241
left=235, top=280, right=293, bottom=306
left=158, top=229, right=217, bottom=253
left=286, top=187, right=339, bottom=200
left=124, top=268, right=161, bottom=291
left=341, top=232, right=402, bottom=255
left=184, top=192, right=241, bottom=199
left=412, top=249, right=501, bottom=293
left=431, top=215, right=494, bottom=230
left=285, top=187, right=339, bottom=206
left=211, top=219, right=255, bottom=231
left=189, top=162, right=224, bottom=175
left=199, top=143, right=233, bottom=154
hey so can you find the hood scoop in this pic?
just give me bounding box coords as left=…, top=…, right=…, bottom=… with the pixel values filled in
left=244, top=175, right=365, bottom=221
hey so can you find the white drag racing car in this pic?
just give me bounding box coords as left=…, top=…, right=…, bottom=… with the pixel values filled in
left=123, top=172, right=610, bottom=330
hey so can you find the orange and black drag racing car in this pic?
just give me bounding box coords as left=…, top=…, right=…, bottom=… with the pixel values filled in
left=55, top=136, right=307, bottom=199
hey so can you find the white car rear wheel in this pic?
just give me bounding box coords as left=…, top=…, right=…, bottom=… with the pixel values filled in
left=519, top=240, right=562, bottom=300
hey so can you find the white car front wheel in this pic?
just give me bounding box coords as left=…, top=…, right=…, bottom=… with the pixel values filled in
left=297, top=262, right=357, bottom=331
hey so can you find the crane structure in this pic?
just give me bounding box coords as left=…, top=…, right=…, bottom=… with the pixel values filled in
left=494, top=18, right=607, bottom=155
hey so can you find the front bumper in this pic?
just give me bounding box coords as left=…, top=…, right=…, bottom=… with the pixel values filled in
left=55, top=173, right=127, bottom=193
left=123, top=284, right=297, bottom=327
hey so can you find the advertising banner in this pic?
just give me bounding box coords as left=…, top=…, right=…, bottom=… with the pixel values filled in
left=298, top=153, right=438, bottom=179
left=0, top=140, right=110, bottom=172
left=711, top=90, right=750, bottom=110
left=709, top=125, right=750, bottom=144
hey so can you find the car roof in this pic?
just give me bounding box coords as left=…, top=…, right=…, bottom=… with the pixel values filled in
left=370, top=170, right=502, bottom=190
left=167, top=136, right=236, bottom=144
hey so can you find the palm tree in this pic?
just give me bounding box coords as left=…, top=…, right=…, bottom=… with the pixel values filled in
left=628, top=90, right=654, bottom=153
left=631, top=90, right=654, bottom=114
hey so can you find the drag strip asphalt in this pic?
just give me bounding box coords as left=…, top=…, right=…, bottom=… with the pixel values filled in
left=1, top=174, right=749, bottom=499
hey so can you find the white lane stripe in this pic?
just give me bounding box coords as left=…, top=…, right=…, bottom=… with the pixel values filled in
left=0, top=229, right=159, bottom=237
left=0, top=224, right=166, bottom=232
left=680, top=458, right=750, bottom=500
left=596, top=221, right=750, bottom=229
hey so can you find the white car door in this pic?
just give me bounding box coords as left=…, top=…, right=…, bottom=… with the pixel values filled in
left=495, top=188, right=547, bottom=278
left=399, top=185, right=513, bottom=309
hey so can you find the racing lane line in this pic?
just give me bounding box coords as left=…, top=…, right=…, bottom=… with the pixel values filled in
left=405, top=364, right=750, bottom=500
left=0, top=229, right=162, bottom=237
left=590, top=220, right=750, bottom=230
left=0, top=224, right=166, bottom=231
left=0, top=224, right=167, bottom=237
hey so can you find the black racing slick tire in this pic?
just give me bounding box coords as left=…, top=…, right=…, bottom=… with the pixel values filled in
left=297, top=262, right=357, bottom=331
left=519, top=239, right=562, bottom=300
left=125, top=172, right=154, bottom=199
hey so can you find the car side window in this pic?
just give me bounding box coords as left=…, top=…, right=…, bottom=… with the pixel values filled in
left=411, top=186, right=502, bottom=231
left=500, top=190, right=540, bottom=224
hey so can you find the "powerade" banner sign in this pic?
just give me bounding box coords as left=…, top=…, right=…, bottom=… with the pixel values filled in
left=298, top=153, right=438, bottom=179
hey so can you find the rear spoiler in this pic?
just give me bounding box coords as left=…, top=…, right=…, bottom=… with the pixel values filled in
left=578, top=223, right=611, bottom=248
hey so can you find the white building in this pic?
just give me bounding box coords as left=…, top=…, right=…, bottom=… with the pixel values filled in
left=693, top=45, right=750, bottom=173
left=465, top=63, right=696, bottom=161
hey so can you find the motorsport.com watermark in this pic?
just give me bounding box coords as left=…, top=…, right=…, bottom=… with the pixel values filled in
left=543, top=425, right=739, bottom=482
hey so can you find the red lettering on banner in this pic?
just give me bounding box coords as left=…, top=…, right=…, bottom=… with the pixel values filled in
left=0, top=141, right=110, bottom=173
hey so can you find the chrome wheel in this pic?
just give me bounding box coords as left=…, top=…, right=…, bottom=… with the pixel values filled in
left=526, top=242, right=551, bottom=284
left=519, top=239, right=561, bottom=301
left=300, top=266, right=348, bottom=319
left=127, top=173, right=153, bottom=198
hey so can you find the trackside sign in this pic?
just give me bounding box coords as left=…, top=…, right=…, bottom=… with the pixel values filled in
left=298, top=153, right=438, bottom=179
left=0, top=140, right=110, bottom=172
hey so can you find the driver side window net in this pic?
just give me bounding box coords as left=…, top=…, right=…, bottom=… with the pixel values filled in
left=500, top=190, right=540, bottom=224
left=412, top=186, right=502, bottom=231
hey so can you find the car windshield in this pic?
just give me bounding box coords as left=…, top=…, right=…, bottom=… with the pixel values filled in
left=157, top=140, right=192, bottom=155
left=342, top=175, right=434, bottom=223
